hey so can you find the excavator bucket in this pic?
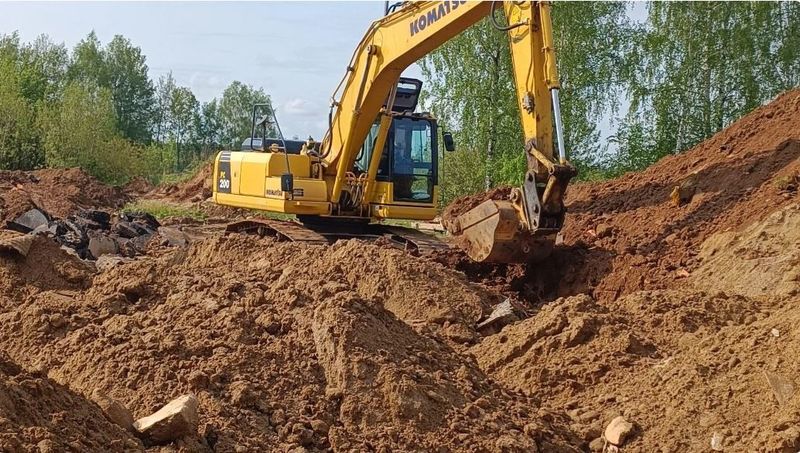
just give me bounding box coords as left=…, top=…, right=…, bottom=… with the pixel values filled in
left=451, top=198, right=554, bottom=263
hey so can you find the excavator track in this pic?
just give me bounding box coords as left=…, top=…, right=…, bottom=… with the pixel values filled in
left=224, top=219, right=328, bottom=244
left=225, top=219, right=449, bottom=257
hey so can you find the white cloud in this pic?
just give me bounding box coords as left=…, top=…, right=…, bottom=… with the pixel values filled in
left=282, top=98, right=319, bottom=117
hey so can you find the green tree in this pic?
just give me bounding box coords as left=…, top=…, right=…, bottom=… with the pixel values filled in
left=169, top=85, right=199, bottom=169
left=67, top=32, right=155, bottom=144
left=153, top=71, right=176, bottom=143
left=614, top=1, right=800, bottom=172
left=196, top=98, right=222, bottom=156
left=219, top=81, right=271, bottom=148
left=105, top=35, right=155, bottom=143
left=420, top=2, right=633, bottom=203
left=66, top=32, right=108, bottom=87
left=0, top=56, right=40, bottom=170
left=38, top=81, right=143, bottom=184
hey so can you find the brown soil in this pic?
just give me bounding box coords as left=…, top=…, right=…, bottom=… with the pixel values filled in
left=0, top=237, right=580, bottom=452
left=0, top=168, right=128, bottom=225
left=0, top=351, right=142, bottom=452
left=1, top=89, right=799, bottom=452
left=148, top=163, right=213, bottom=203
left=437, top=89, right=800, bottom=305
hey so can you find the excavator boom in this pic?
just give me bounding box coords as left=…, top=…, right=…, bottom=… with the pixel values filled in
left=212, top=1, right=576, bottom=263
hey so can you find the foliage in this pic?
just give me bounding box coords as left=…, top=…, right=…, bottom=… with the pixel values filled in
left=3, top=5, right=800, bottom=197
left=123, top=200, right=207, bottom=221
left=218, top=81, right=273, bottom=149
left=105, top=35, right=156, bottom=144
left=614, top=1, right=800, bottom=171
left=420, top=2, right=634, bottom=205
left=0, top=57, right=40, bottom=169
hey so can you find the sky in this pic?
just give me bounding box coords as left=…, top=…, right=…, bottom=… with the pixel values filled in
left=1, top=1, right=646, bottom=143
left=0, top=1, right=421, bottom=139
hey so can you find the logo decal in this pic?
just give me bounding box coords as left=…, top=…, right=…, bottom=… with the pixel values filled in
left=410, top=1, right=468, bottom=36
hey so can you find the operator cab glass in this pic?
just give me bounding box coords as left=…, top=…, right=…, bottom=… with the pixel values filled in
left=357, top=116, right=438, bottom=204
left=391, top=117, right=436, bottom=203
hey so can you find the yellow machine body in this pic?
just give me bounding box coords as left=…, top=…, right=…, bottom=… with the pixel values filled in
left=212, top=1, right=577, bottom=263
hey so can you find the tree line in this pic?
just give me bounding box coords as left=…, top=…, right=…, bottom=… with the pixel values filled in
left=0, top=31, right=271, bottom=184
left=421, top=1, right=800, bottom=204
left=2, top=2, right=798, bottom=198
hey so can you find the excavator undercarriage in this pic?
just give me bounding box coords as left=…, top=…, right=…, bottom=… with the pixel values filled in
left=225, top=218, right=450, bottom=257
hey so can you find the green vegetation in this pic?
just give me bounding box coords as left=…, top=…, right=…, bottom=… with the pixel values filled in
left=123, top=200, right=207, bottom=222
left=0, top=31, right=273, bottom=185
left=422, top=1, right=800, bottom=205
left=2, top=2, right=799, bottom=207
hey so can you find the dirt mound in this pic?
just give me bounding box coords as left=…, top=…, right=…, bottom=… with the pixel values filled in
left=150, top=163, right=213, bottom=203
left=439, top=89, right=800, bottom=304
left=0, top=168, right=128, bottom=226
left=122, top=177, right=154, bottom=198
left=0, top=235, right=94, bottom=303
left=471, top=288, right=800, bottom=452
left=0, top=236, right=580, bottom=451
left=468, top=198, right=800, bottom=452
left=0, top=351, right=141, bottom=452
left=692, top=202, right=800, bottom=298
left=559, top=89, right=800, bottom=301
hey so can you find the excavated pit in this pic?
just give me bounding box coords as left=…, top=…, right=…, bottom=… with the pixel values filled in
left=0, top=89, right=798, bottom=451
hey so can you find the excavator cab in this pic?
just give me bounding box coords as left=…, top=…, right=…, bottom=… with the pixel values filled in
left=357, top=113, right=440, bottom=205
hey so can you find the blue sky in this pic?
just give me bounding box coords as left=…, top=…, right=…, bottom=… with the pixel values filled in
left=1, top=1, right=418, bottom=139
left=1, top=1, right=646, bottom=143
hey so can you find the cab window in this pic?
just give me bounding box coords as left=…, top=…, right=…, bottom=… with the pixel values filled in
left=392, top=117, right=435, bottom=202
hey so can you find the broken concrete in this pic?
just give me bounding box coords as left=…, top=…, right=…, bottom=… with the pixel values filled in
left=7, top=208, right=49, bottom=233
left=604, top=416, right=634, bottom=446
left=133, top=394, right=199, bottom=444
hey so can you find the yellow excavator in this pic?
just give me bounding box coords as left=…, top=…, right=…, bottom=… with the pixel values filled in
left=212, top=1, right=576, bottom=263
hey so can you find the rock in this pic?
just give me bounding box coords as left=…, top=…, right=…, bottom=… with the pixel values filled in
left=114, top=220, right=142, bottom=239
left=0, top=230, right=35, bottom=257
left=96, top=255, right=133, bottom=272
left=133, top=394, right=199, bottom=444
left=158, top=226, right=190, bottom=247
left=764, top=370, right=795, bottom=406
left=82, top=209, right=111, bottom=227
left=8, top=208, right=50, bottom=233
left=771, top=328, right=780, bottom=337
left=710, top=431, right=724, bottom=451
left=476, top=299, right=520, bottom=334
left=670, top=172, right=699, bottom=207
left=595, top=223, right=613, bottom=238
left=604, top=416, right=634, bottom=446
left=92, top=389, right=134, bottom=431
left=588, top=437, right=605, bottom=452
left=87, top=232, right=118, bottom=259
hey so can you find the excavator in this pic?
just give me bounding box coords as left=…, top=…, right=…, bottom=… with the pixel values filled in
left=212, top=1, right=576, bottom=263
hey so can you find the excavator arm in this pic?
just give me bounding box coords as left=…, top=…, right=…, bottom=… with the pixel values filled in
left=321, top=1, right=576, bottom=262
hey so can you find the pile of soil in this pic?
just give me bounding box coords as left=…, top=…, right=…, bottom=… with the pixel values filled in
left=468, top=203, right=800, bottom=451
left=0, top=236, right=581, bottom=452
left=438, top=89, right=800, bottom=304
left=149, top=163, right=213, bottom=203
left=0, top=351, right=141, bottom=452
left=471, top=286, right=800, bottom=451
left=0, top=168, right=128, bottom=226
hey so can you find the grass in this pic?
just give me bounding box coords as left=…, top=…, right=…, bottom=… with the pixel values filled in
left=249, top=210, right=295, bottom=221
left=123, top=200, right=207, bottom=222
